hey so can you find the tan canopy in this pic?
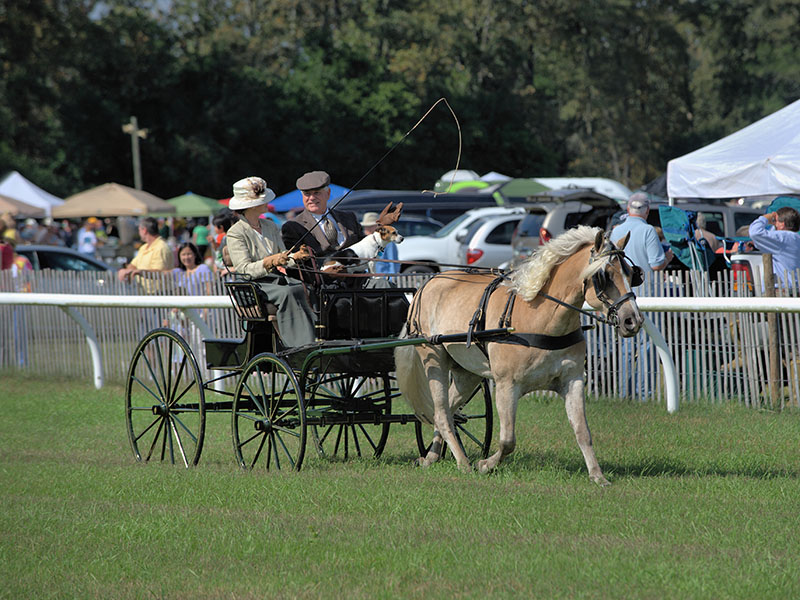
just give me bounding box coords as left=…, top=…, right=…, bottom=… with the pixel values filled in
left=52, top=183, right=176, bottom=218
left=0, top=193, right=46, bottom=218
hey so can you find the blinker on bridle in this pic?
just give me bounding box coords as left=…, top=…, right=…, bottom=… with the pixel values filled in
left=585, top=244, right=640, bottom=328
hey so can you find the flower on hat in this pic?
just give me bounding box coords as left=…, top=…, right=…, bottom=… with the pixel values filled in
left=229, top=176, right=276, bottom=211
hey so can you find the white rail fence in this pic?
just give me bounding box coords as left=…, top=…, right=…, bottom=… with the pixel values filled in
left=1, top=268, right=798, bottom=409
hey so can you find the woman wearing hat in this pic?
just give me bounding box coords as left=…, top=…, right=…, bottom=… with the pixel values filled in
left=225, top=176, right=316, bottom=347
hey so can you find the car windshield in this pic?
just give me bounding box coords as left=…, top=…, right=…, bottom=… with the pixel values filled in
left=517, top=213, right=546, bottom=237
left=431, top=212, right=472, bottom=238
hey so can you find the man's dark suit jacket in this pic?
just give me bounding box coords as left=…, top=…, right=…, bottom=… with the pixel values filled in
left=281, top=209, right=362, bottom=257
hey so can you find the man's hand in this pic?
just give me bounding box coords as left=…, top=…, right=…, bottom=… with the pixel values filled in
left=376, top=202, right=404, bottom=226
left=764, top=212, right=778, bottom=225
left=290, top=245, right=313, bottom=262
left=262, top=251, right=289, bottom=270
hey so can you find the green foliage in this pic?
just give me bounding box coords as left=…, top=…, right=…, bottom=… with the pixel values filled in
left=1, top=0, right=799, bottom=197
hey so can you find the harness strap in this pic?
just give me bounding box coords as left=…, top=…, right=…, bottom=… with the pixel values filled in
left=466, top=276, right=506, bottom=349
left=499, top=288, right=516, bottom=329
left=493, top=329, right=585, bottom=350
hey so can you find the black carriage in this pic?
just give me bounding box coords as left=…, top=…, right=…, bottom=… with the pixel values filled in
left=124, top=280, right=501, bottom=470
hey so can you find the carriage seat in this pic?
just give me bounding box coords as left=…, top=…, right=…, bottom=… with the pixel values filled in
left=204, top=281, right=279, bottom=370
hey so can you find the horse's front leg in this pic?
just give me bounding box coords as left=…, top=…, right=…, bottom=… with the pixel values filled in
left=416, top=429, right=444, bottom=467
left=563, top=377, right=610, bottom=486
left=477, top=379, right=518, bottom=474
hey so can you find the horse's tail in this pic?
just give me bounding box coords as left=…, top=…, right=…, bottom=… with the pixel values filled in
left=394, top=325, right=434, bottom=425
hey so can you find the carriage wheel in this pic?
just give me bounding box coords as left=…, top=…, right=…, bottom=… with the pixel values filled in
left=232, top=353, right=306, bottom=471
left=125, top=328, right=206, bottom=467
left=305, top=372, right=392, bottom=460
left=414, top=379, right=493, bottom=461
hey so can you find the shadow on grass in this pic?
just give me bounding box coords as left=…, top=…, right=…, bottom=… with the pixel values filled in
left=377, top=448, right=800, bottom=480
left=509, top=449, right=800, bottom=480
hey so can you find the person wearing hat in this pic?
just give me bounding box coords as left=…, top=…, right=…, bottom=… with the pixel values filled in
left=77, top=216, right=102, bottom=258
left=610, top=192, right=672, bottom=287
left=281, top=170, right=402, bottom=287
left=225, top=176, right=316, bottom=347
left=610, top=192, right=672, bottom=397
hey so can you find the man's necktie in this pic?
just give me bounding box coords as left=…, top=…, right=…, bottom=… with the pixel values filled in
left=323, top=218, right=338, bottom=246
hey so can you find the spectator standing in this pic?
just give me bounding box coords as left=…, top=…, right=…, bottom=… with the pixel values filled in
left=0, top=217, right=14, bottom=270
left=117, top=217, right=175, bottom=289
left=609, top=192, right=673, bottom=398
left=5, top=232, right=33, bottom=366
left=77, top=217, right=101, bottom=257
left=748, top=207, right=800, bottom=288
left=610, top=193, right=673, bottom=290
left=192, top=219, right=210, bottom=262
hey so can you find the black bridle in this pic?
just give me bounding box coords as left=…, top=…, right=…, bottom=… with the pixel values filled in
left=582, top=245, right=641, bottom=328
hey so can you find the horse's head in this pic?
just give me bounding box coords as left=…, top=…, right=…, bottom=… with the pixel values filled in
left=583, top=230, right=644, bottom=337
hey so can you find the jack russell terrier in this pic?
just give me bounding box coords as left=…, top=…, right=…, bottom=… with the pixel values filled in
left=321, top=225, right=404, bottom=272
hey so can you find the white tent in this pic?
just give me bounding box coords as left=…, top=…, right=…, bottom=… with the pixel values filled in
left=0, top=170, right=64, bottom=216
left=667, top=99, right=800, bottom=199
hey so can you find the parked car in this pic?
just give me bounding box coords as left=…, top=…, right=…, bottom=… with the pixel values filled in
left=458, top=213, right=524, bottom=269
left=510, top=188, right=620, bottom=267
left=397, top=206, right=527, bottom=273
left=393, top=214, right=444, bottom=238
left=334, top=189, right=502, bottom=226
left=16, top=245, right=115, bottom=271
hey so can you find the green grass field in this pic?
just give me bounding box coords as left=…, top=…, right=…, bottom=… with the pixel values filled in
left=2, top=372, right=799, bottom=599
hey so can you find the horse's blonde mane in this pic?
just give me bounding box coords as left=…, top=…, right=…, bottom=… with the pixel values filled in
left=508, top=226, right=603, bottom=301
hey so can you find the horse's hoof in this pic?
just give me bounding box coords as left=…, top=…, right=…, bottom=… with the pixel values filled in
left=591, top=474, right=611, bottom=487
left=475, top=459, right=492, bottom=474
left=457, top=462, right=474, bottom=474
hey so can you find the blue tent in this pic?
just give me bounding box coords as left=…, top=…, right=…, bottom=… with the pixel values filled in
left=270, top=184, right=351, bottom=213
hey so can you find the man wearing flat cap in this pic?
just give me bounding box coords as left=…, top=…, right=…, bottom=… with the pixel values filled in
left=281, top=170, right=403, bottom=271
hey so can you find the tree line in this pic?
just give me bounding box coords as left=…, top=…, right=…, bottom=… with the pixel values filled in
left=2, top=0, right=799, bottom=201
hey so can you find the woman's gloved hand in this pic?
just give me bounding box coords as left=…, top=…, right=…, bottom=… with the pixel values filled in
left=262, top=251, right=289, bottom=270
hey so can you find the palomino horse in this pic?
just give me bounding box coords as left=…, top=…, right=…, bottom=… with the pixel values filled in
left=395, top=227, right=644, bottom=485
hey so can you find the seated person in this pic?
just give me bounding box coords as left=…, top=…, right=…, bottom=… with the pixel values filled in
left=225, top=176, right=316, bottom=347
left=281, top=170, right=402, bottom=288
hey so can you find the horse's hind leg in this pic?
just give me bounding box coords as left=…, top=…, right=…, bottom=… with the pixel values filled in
left=418, top=346, right=472, bottom=471
left=477, top=379, right=518, bottom=474
left=564, top=378, right=610, bottom=486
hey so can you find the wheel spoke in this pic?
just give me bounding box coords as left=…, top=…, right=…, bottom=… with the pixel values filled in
left=169, top=417, right=190, bottom=468
left=144, top=418, right=166, bottom=461
left=249, top=434, right=267, bottom=469
left=274, top=432, right=296, bottom=469
left=357, top=423, right=379, bottom=451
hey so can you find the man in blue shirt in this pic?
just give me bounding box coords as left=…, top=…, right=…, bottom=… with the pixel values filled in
left=610, top=193, right=673, bottom=289
left=748, top=207, right=800, bottom=287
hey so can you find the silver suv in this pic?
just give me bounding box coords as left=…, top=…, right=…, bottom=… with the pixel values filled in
left=458, top=213, right=524, bottom=269
left=510, top=189, right=620, bottom=267
left=397, top=206, right=526, bottom=273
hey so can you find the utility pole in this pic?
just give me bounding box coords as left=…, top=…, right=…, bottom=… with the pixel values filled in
left=122, top=116, right=148, bottom=190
